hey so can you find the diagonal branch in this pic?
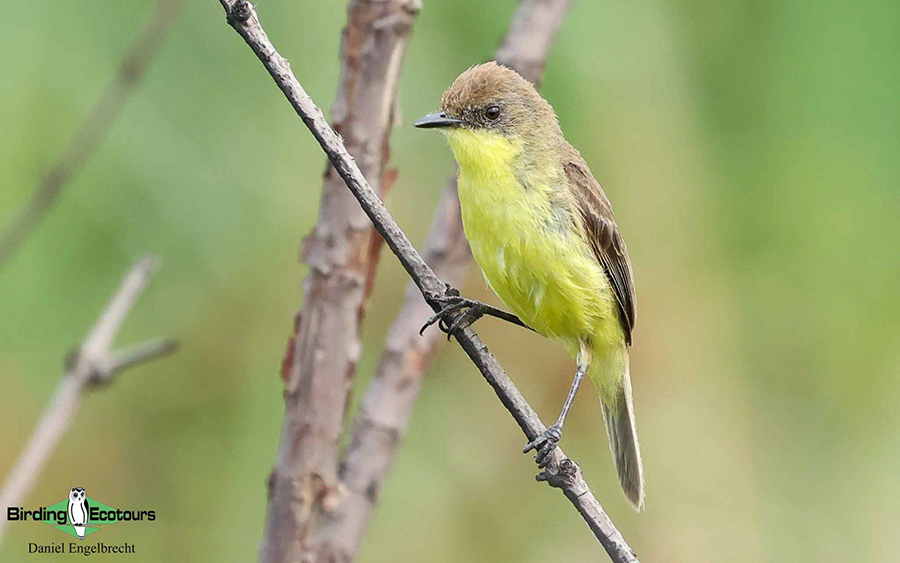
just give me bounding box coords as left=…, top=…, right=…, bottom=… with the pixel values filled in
left=322, top=0, right=572, bottom=558
left=219, top=1, right=638, bottom=560
left=258, top=0, right=421, bottom=561
left=0, top=0, right=184, bottom=270
left=0, top=256, right=178, bottom=546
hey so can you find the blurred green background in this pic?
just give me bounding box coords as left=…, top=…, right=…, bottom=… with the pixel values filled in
left=2, top=0, right=898, bottom=561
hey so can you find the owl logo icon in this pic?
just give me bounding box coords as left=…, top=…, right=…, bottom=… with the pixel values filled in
left=67, top=487, right=90, bottom=540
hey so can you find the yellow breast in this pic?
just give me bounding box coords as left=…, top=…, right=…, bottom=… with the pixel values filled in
left=443, top=128, right=621, bottom=348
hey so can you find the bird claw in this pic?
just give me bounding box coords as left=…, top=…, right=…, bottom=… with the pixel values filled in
left=419, top=295, right=487, bottom=340
left=442, top=302, right=487, bottom=341
left=523, top=424, right=562, bottom=468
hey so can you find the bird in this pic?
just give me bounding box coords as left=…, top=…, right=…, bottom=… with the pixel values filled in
left=67, top=487, right=90, bottom=540
left=415, top=62, right=644, bottom=510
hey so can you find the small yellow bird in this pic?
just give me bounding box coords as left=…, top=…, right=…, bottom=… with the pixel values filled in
left=415, top=62, right=644, bottom=510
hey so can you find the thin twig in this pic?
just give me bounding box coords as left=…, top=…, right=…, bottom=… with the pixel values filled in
left=0, top=257, right=178, bottom=546
left=323, top=0, right=572, bottom=558
left=220, top=1, right=638, bottom=560
left=100, top=338, right=179, bottom=379
left=0, top=0, right=184, bottom=269
left=257, top=1, right=421, bottom=561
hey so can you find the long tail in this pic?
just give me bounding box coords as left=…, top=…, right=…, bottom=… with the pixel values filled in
left=600, top=359, right=645, bottom=511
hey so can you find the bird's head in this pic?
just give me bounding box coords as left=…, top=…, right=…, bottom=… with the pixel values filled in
left=415, top=62, right=561, bottom=168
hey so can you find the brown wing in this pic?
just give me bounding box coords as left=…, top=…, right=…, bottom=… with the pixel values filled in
left=564, top=157, right=636, bottom=344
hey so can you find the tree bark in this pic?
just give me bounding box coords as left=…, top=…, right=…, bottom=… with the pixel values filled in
left=258, top=1, right=421, bottom=561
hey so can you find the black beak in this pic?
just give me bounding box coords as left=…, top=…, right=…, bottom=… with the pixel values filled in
left=414, top=111, right=464, bottom=129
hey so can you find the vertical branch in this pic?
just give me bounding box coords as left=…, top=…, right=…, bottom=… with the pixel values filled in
left=259, top=1, right=421, bottom=561
left=0, top=0, right=184, bottom=269
left=0, top=257, right=177, bottom=546
left=321, top=0, right=572, bottom=558
left=220, top=1, right=638, bottom=560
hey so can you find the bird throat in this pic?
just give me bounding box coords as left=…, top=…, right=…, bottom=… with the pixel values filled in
left=442, top=129, right=522, bottom=179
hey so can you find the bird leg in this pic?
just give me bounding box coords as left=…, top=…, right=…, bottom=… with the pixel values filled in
left=523, top=360, right=588, bottom=468
left=420, top=293, right=531, bottom=340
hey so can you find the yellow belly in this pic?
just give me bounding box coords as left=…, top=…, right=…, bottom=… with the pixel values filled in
left=458, top=170, right=618, bottom=343
left=445, top=128, right=626, bottom=393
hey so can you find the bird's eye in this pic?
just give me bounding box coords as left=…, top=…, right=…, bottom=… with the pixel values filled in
left=484, top=106, right=501, bottom=121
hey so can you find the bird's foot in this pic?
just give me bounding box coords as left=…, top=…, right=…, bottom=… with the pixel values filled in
left=523, top=424, right=562, bottom=468
left=420, top=294, right=489, bottom=341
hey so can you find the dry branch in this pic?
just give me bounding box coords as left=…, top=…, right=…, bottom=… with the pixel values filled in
left=221, top=1, right=638, bottom=560
left=258, top=0, right=421, bottom=561
left=0, top=0, right=184, bottom=269
left=322, top=0, right=572, bottom=558
left=0, top=257, right=177, bottom=546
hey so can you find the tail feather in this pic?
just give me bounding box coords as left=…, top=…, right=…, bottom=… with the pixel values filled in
left=600, top=362, right=645, bottom=511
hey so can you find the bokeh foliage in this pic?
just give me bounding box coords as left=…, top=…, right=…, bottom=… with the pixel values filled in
left=1, top=0, right=898, bottom=561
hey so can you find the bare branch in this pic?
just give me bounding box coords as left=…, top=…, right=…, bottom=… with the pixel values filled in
left=256, top=0, right=421, bottom=561
left=0, top=257, right=178, bottom=546
left=98, top=338, right=179, bottom=380
left=323, top=0, right=573, bottom=558
left=318, top=187, right=471, bottom=561
left=220, top=1, right=637, bottom=560
left=0, top=0, right=184, bottom=269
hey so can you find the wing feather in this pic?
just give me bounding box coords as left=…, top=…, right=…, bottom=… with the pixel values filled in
left=564, top=157, right=636, bottom=344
